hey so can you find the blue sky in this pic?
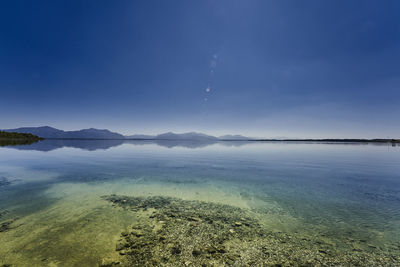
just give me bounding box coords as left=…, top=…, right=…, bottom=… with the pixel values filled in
left=1, top=0, right=399, bottom=138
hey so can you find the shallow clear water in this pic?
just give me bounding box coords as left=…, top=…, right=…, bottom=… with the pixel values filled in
left=0, top=140, right=399, bottom=266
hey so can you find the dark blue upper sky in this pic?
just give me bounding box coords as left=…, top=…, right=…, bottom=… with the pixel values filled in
left=1, top=0, right=399, bottom=138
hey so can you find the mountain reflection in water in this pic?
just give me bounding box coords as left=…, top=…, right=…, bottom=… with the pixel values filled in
left=5, top=139, right=256, bottom=151
left=5, top=139, right=399, bottom=152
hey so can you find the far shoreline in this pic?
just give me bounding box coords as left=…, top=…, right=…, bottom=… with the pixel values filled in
left=35, top=138, right=400, bottom=143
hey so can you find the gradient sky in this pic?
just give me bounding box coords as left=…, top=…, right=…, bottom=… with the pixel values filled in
left=1, top=0, right=400, bottom=138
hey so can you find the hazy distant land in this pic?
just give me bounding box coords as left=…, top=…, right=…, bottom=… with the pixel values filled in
left=2, top=126, right=399, bottom=144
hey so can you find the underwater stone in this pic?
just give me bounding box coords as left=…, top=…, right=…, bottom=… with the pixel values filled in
left=234, top=222, right=242, bottom=227
left=115, top=243, right=125, bottom=251
left=99, top=260, right=120, bottom=267
left=192, top=249, right=201, bottom=257
left=206, top=247, right=217, bottom=254
left=103, top=194, right=400, bottom=266
left=187, top=217, right=200, bottom=222
left=131, top=230, right=143, bottom=237
left=171, top=246, right=182, bottom=255
left=217, top=247, right=227, bottom=253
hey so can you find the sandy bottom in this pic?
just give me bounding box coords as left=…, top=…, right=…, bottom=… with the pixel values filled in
left=0, top=180, right=399, bottom=266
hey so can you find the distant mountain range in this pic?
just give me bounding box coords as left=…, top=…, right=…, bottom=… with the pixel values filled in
left=155, top=132, right=218, bottom=141
left=3, top=126, right=253, bottom=141
left=125, top=134, right=155, bottom=140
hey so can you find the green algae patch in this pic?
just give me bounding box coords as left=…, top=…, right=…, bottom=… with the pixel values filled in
left=103, top=195, right=400, bottom=266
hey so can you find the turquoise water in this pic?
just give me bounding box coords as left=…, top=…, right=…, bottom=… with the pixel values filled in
left=0, top=140, right=399, bottom=266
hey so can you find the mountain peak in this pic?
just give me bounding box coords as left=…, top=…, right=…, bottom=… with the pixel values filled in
left=156, top=132, right=218, bottom=141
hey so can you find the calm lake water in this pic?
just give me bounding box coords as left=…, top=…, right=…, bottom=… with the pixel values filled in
left=0, top=140, right=399, bottom=266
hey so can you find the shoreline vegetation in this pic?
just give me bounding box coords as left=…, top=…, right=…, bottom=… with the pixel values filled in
left=0, top=131, right=44, bottom=146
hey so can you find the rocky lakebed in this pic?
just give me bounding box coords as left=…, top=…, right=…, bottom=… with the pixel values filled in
left=98, top=195, right=399, bottom=267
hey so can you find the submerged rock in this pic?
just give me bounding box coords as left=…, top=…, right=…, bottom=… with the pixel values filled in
left=115, top=243, right=125, bottom=251
left=191, top=249, right=201, bottom=257
left=99, top=259, right=121, bottom=267
left=171, top=246, right=182, bottom=255
left=130, top=230, right=143, bottom=237
left=102, top=194, right=400, bottom=267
